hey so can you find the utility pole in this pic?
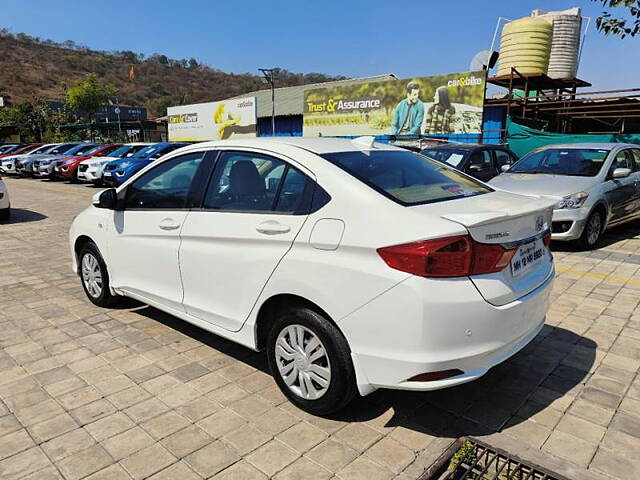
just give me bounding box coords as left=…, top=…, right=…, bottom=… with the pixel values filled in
left=258, top=68, right=277, bottom=136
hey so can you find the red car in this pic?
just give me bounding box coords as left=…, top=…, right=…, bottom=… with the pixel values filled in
left=56, top=144, right=123, bottom=182
left=0, top=143, right=43, bottom=159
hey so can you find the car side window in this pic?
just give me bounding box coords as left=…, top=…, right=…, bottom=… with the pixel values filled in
left=608, top=150, right=634, bottom=177
left=494, top=150, right=515, bottom=168
left=631, top=149, right=640, bottom=171
left=124, top=152, right=204, bottom=209
left=203, top=151, right=311, bottom=213
left=468, top=150, right=493, bottom=170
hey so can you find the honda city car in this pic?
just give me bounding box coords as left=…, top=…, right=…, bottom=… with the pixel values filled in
left=56, top=143, right=122, bottom=182
left=78, top=143, right=153, bottom=185
left=70, top=137, right=555, bottom=414
left=490, top=143, right=640, bottom=249
left=102, top=142, right=188, bottom=186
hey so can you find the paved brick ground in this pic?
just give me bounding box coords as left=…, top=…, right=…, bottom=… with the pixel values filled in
left=1, top=177, right=640, bottom=480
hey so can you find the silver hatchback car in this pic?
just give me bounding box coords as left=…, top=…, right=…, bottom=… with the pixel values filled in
left=490, top=143, right=640, bottom=249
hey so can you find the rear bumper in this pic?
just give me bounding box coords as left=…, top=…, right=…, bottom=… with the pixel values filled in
left=551, top=208, right=588, bottom=241
left=344, top=270, right=554, bottom=395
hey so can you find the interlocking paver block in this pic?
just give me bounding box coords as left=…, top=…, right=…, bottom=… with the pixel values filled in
left=306, top=438, right=359, bottom=472
left=185, top=441, right=240, bottom=477
left=56, top=444, right=114, bottom=480
left=161, top=424, right=212, bottom=458
left=120, top=443, right=176, bottom=480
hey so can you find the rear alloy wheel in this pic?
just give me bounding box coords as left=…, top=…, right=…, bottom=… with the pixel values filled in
left=79, top=242, right=120, bottom=307
left=578, top=210, right=603, bottom=250
left=267, top=306, right=357, bottom=415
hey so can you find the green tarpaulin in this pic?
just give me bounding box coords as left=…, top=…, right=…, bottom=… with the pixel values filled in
left=506, top=117, right=640, bottom=157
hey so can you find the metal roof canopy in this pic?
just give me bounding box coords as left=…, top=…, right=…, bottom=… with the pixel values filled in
left=230, top=73, right=398, bottom=118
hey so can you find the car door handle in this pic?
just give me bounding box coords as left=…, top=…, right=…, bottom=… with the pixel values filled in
left=158, top=218, right=181, bottom=231
left=256, top=221, right=291, bottom=235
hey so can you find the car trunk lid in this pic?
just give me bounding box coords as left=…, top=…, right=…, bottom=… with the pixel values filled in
left=437, top=191, right=555, bottom=305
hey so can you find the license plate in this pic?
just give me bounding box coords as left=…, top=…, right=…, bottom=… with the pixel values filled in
left=510, top=239, right=546, bottom=277
left=54, top=167, right=59, bottom=172
left=104, top=172, right=112, bottom=177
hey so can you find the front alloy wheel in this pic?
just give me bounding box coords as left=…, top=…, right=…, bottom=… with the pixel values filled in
left=578, top=211, right=602, bottom=250
left=81, top=253, right=103, bottom=299
left=79, top=242, right=120, bottom=307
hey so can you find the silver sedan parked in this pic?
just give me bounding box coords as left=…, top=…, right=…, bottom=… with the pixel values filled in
left=490, top=143, right=640, bottom=249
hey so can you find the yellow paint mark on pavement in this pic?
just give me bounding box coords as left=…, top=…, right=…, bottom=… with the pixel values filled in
left=555, top=266, right=640, bottom=286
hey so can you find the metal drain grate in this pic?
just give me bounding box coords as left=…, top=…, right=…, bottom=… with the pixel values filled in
left=423, top=438, right=568, bottom=480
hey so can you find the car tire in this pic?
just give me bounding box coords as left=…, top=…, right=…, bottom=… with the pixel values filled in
left=78, top=242, right=121, bottom=307
left=0, top=207, right=10, bottom=221
left=266, top=306, right=357, bottom=415
left=577, top=210, right=603, bottom=250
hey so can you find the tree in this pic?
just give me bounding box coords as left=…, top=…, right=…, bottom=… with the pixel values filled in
left=0, top=97, right=67, bottom=142
left=591, top=0, right=640, bottom=38
left=188, top=57, right=199, bottom=69
left=65, top=73, right=117, bottom=121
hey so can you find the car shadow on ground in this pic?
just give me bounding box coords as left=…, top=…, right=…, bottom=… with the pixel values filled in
left=136, top=305, right=595, bottom=440
left=1, top=208, right=47, bottom=224
left=551, top=222, right=640, bottom=253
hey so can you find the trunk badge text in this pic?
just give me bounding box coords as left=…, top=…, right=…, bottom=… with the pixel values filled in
left=485, top=232, right=510, bottom=240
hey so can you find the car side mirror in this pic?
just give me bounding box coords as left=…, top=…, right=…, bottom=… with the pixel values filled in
left=612, top=167, right=631, bottom=179
left=468, top=164, right=482, bottom=172
left=93, top=189, right=119, bottom=210
left=501, top=164, right=511, bottom=172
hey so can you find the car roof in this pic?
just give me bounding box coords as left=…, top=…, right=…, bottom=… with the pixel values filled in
left=537, top=142, right=639, bottom=150
left=174, top=137, right=401, bottom=155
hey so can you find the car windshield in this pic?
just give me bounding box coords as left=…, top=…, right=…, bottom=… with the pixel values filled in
left=73, top=144, right=100, bottom=156
left=509, top=148, right=610, bottom=177
left=46, top=143, right=76, bottom=154
left=421, top=148, right=469, bottom=168
left=321, top=150, right=491, bottom=206
left=107, top=144, right=145, bottom=158
left=0, top=145, right=17, bottom=154
left=29, top=145, right=55, bottom=154
left=130, top=145, right=162, bottom=158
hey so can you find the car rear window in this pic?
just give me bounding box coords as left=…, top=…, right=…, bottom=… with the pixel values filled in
left=321, top=150, right=491, bottom=206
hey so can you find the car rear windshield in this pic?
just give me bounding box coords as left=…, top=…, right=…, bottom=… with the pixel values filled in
left=421, top=148, right=469, bottom=168
left=321, top=150, right=491, bottom=206
left=509, top=148, right=610, bottom=177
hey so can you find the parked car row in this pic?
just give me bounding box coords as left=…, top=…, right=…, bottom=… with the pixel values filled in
left=0, top=141, right=189, bottom=187
left=422, top=142, right=640, bottom=249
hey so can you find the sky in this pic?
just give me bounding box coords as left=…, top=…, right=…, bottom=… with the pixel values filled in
left=2, top=0, right=638, bottom=91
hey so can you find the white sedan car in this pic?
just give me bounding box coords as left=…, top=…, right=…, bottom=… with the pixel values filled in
left=0, top=174, right=10, bottom=220
left=69, top=138, right=555, bottom=414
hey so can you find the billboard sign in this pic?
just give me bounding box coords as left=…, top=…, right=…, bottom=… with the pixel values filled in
left=303, top=71, right=486, bottom=137
left=168, top=97, right=257, bottom=141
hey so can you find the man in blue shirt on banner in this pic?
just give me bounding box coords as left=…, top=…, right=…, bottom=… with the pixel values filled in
left=390, top=81, right=425, bottom=136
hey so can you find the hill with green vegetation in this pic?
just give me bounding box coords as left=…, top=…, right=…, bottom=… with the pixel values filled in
left=0, top=29, right=344, bottom=118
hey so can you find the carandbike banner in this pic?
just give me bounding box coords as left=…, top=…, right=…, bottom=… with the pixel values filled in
left=303, top=71, right=486, bottom=137
left=167, top=97, right=257, bottom=141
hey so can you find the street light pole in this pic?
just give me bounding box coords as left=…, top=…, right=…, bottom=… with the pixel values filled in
left=259, top=68, right=277, bottom=136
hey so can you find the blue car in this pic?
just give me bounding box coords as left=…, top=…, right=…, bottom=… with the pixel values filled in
left=102, top=142, right=189, bottom=186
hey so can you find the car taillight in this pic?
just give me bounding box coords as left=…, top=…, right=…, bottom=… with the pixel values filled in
left=542, top=232, right=551, bottom=247
left=377, top=235, right=517, bottom=278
